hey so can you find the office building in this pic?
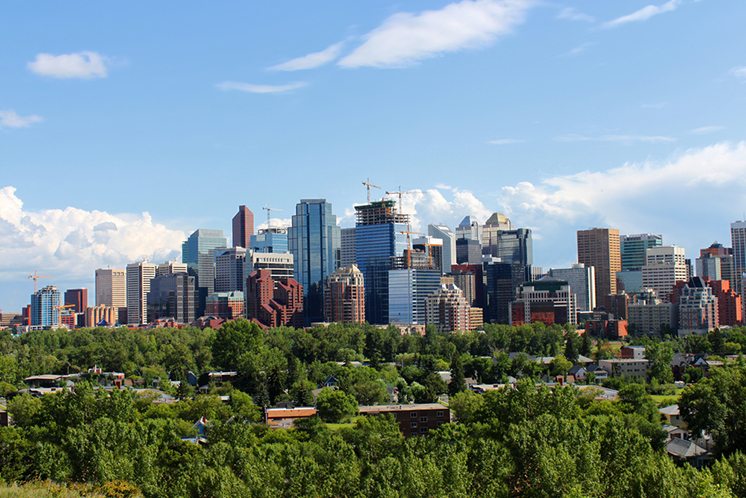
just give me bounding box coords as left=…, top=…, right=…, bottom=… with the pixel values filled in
left=215, top=247, right=247, bottom=292
left=577, top=228, right=621, bottom=309
left=707, top=280, right=742, bottom=326
left=251, top=228, right=289, bottom=253
left=245, top=269, right=303, bottom=328
left=481, top=212, right=512, bottom=250
left=483, top=228, right=533, bottom=288
left=621, top=234, right=663, bottom=271
left=182, top=228, right=227, bottom=296
left=484, top=261, right=515, bottom=324
left=95, top=268, right=126, bottom=309
left=456, top=237, right=482, bottom=265
left=30, top=285, right=60, bottom=327
left=64, top=288, right=88, bottom=313
left=730, top=220, right=746, bottom=293
left=247, top=251, right=294, bottom=281
left=428, top=224, right=456, bottom=273
left=548, top=263, right=596, bottom=313
left=85, top=305, right=118, bottom=327
left=617, top=270, right=643, bottom=294
left=641, top=246, right=687, bottom=303
left=455, top=215, right=482, bottom=241
left=157, top=261, right=188, bottom=276
left=288, top=199, right=341, bottom=323
left=425, top=283, right=472, bottom=332
left=696, top=242, right=735, bottom=284
left=340, top=227, right=356, bottom=268
left=126, top=262, right=157, bottom=325
left=451, top=268, right=477, bottom=308
left=510, top=278, right=577, bottom=326
left=678, top=277, right=718, bottom=337
left=205, top=291, right=244, bottom=319
left=148, top=273, right=196, bottom=324
left=412, top=236, right=443, bottom=273
left=323, top=265, right=365, bottom=324
left=388, top=268, right=441, bottom=324
left=232, top=205, right=254, bottom=249
left=627, top=288, right=676, bottom=335
left=354, top=200, right=409, bottom=324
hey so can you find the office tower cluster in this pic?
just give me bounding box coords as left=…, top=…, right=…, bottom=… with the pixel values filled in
left=13, top=182, right=746, bottom=337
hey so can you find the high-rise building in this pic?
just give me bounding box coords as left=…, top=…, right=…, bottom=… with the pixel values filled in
left=30, top=285, right=60, bottom=327
left=641, top=246, right=687, bottom=303
left=412, top=236, right=443, bottom=273
left=95, top=268, right=126, bottom=309
left=425, top=283, right=472, bottom=333
left=678, top=277, right=718, bottom=337
left=428, top=224, right=456, bottom=273
left=730, top=221, right=746, bottom=294
left=621, top=234, right=663, bottom=271
left=215, top=247, right=247, bottom=292
left=627, top=288, right=676, bottom=335
left=455, top=215, right=482, bottom=241
left=251, top=228, right=288, bottom=253
left=64, top=288, right=88, bottom=314
left=147, top=273, right=195, bottom=324
left=548, top=263, right=596, bottom=313
left=697, top=242, right=735, bottom=284
left=289, top=199, right=341, bottom=323
left=577, top=228, right=621, bottom=309
left=482, top=228, right=533, bottom=284
left=245, top=269, right=303, bottom=328
left=157, top=261, right=188, bottom=276
left=340, top=227, right=357, bottom=268
left=510, top=278, right=577, bottom=326
left=126, top=262, right=157, bottom=325
left=232, top=205, right=254, bottom=249
left=85, top=305, right=117, bottom=327
left=456, top=237, right=482, bottom=265
left=707, top=280, right=742, bottom=326
left=451, top=264, right=485, bottom=309
left=354, top=200, right=409, bottom=324
left=205, top=291, right=245, bottom=319
left=182, top=228, right=227, bottom=295
left=388, top=268, right=441, bottom=324
left=247, top=251, right=294, bottom=281
left=323, top=265, right=365, bottom=324
left=484, top=261, right=514, bottom=324
left=481, top=212, right=512, bottom=252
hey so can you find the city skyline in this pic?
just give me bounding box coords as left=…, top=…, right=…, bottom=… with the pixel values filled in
left=3, top=0, right=746, bottom=309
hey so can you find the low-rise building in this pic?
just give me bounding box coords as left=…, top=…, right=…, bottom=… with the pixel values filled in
left=358, top=403, right=450, bottom=436
left=598, top=358, right=649, bottom=379
left=265, top=407, right=318, bottom=429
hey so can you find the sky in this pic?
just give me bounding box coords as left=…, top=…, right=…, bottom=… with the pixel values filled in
left=2, top=0, right=746, bottom=311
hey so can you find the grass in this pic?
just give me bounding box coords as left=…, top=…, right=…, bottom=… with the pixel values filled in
left=325, top=416, right=362, bottom=431
left=651, top=388, right=685, bottom=407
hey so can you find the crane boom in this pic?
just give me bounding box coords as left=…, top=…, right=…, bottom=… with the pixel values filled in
left=362, top=178, right=381, bottom=204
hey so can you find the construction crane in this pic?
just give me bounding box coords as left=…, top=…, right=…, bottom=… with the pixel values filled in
left=262, top=207, right=283, bottom=230
left=362, top=178, right=380, bottom=204
left=385, top=186, right=415, bottom=213
left=28, top=271, right=52, bottom=293
left=398, top=229, right=438, bottom=269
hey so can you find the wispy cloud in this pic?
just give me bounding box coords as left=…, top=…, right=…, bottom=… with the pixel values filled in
left=216, top=81, right=308, bottom=94
left=0, top=110, right=43, bottom=129
left=338, top=0, right=535, bottom=69
left=690, top=125, right=724, bottom=135
left=555, top=133, right=675, bottom=144
left=560, top=42, right=594, bottom=57
left=269, top=42, right=345, bottom=71
left=28, top=51, right=109, bottom=79
left=602, top=0, right=681, bottom=28
left=487, top=138, right=525, bottom=145
left=730, top=66, right=746, bottom=81
left=557, top=7, right=595, bottom=23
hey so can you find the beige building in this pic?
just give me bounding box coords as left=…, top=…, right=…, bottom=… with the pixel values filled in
left=599, top=358, right=649, bottom=379
left=95, top=268, right=126, bottom=309
left=628, top=288, right=676, bottom=335
left=425, top=283, right=472, bottom=332
left=642, top=246, right=687, bottom=303
left=85, top=305, right=118, bottom=327
left=323, top=265, right=365, bottom=324
left=126, top=262, right=157, bottom=325
left=577, top=228, right=621, bottom=309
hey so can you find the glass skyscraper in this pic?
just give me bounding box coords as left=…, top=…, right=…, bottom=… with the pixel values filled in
left=288, top=199, right=341, bottom=323
left=250, top=228, right=289, bottom=253
left=182, top=228, right=227, bottom=316
left=30, top=285, right=60, bottom=327
left=388, top=268, right=441, bottom=324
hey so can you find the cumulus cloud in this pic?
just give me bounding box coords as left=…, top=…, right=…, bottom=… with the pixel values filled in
left=602, top=0, right=681, bottom=28
left=256, top=218, right=291, bottom=231
left=0, top=110, right=43, bottom=129
left=0, top=186, right=185, bottom=284
left=28, top=51, right=109, bottom=79
left=690, top=125, right=724, bottom=135
left=338, top=0, right=534, bottom=68
left=269, top=42, right=345, bottom=71
left=216, top=81, right=307, bottom=94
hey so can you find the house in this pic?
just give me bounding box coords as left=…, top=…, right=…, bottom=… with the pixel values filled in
left=182, top=416, right=209, bottom=445
left=620, top=345, right=646, bottom=360
left=265, top=407, right=318, bottom=429
left=568, top=365, right=587, bottom=382
left=666, top=438, right=711, bottom=468
left=358, top=403, right=450, bottom=436
left=586, top=364, right=609, bottom=381
left=663, top=424, right=688, bottom=442
left=659, top=404, right=687, bottom=429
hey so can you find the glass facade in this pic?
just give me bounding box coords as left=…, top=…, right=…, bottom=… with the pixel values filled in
left=288, top=199, right=341, bottom=323
left=388, top=269, right=441, bottom=324
left=30, top=285, right=61, bottom=327
left=621, top=233, right=663, bottom=271
left=251, top=228, right=289, bottom=253
left=181, top=228, right=227, bottom=295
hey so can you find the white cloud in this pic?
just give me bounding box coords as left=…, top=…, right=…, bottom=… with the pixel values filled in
left=256, top=218, right=291, bottom=231
left=0, top=110, right=43, bottom=129
left=28, top=51, right=109, bottom=79
left=554, top=133, right=676, bottom=144
left=557, top=7, right=595, bottom=23
left=0, top=186, right=185, bottom=283
left=338, top=0, right=534, bottom=68
left=690, top=125, right=724, bottom=135
left=602, top=0, right=681, bottom=28
left=269, top=42, right=345, bottom=71
left=730, top=66, right=746, bottom=81
left=487, top=138, right=525, bottom=145
left=216, top=81, right=307, bottom=94
left=560, top=42, right=594, bottom=58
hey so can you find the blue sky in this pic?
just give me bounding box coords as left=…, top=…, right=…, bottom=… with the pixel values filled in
left=2, top=0, right=746, bottom=310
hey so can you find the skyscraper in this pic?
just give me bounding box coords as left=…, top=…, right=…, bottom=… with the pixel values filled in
left=340, top=227, right=357, bottom=268
left=324, top=265, right=365, bottom=324
left=388, top=268, right=441, bottom=325
left=697, top=242, right=735, bottom=285
left=250, top=228, right=288, bottom=253
left=577, top=228, right=621, bottom=309
left=148, top=273, right=196, bottom=324
left=428, top=224, right=456, bottom=272
left=247, top=251, right=295, bottom=281
left=215, top=247, right=247, bottom=292
left=157, top=261, right=188, bottom=276
left=620, top=234, right=663, bottom=271
left=425, top=283, right=472, bottom=333
left=547, top=263, right=596, bottom=313
left=484, top=261, right=514, bottom=324
left=354, top=200, right=409, bottom=324
left=455, top=215, right=482, bottom=241
left=678, top=277, right=718, bottom=337
left=481, top=212, right=512, bottom=251
left=182, top=228, right=227, bottom=314
left=510, top=278, right=577, bottom=326
left=245, top=269, right=304, bottom=328
left=641, top=246, right=688, bottom=303
left=232, top=205, right=254, bottom=249
left=126, top=261, right=157, bottom=325
left=482, top=228, right=533, bottom=284
left=30, top=285, right=60, bottom=327
left=731, top=221, right=746, bottom=294
left=64, top=288, right=88, bottom=313
left=288, top=199, right=341, bottom=323
left=95, top=268, right=126, bottom=309
left=456, top=238, right=482, bottom=265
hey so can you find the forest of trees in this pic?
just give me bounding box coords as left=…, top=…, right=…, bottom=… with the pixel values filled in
left=1, top=320, right=745, bottom=497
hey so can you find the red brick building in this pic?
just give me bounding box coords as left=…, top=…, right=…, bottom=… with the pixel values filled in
left=707, top=280, right=742, bottom=326
left=246, top=269, right=303, bottom=328
left=358, top=403, right=450, bottom=436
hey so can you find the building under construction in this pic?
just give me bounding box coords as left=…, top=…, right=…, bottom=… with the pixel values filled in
left=354, top=200, right=409, bottom=226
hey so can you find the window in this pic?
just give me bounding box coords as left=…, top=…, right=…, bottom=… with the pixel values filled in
left=420, top=416, right=428, bottom=423
left=420, top=428, right=427, bottom=434
left=410, top=412, right=417, bottom=418
left=436, top=411, right=444, bottom=418
left=411, top=422, right=418, bottom=428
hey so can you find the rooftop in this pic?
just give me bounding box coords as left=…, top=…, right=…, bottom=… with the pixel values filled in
left=359, top=403, right=447, bottom=414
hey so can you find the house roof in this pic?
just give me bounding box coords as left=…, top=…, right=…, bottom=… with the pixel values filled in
left=666, top=438, right=708, bottom=459
left=659, top=404, right=680, bottom=416
left=359, top=403, right=447, bottom=414
left=265, top=407, right=317, bottom=419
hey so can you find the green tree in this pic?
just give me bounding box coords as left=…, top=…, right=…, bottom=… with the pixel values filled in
left=449, top=390, right=485, bottom=424
left=315, top=388, right=357, bottom=423
left=448, top=354, right=466, bottom=396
